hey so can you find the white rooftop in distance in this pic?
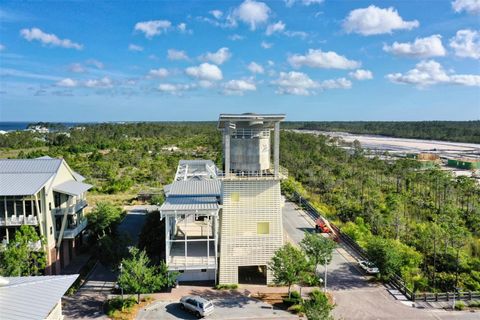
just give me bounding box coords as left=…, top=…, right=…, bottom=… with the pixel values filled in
left=174, top=160, right=218, bottom=181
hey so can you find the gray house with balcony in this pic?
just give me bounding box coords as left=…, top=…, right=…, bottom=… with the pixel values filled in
left=0, top=157, right=91, bottom=274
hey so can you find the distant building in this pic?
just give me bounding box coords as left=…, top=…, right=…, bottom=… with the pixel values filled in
left=0, top=157, right=91, bottom=274
left=159, top=113, right=286, bottom=285
left=0, top=274, right=78, bottom=320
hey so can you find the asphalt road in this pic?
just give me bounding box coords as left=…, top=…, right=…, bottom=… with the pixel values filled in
left=281, top=201, right=479, bottom=320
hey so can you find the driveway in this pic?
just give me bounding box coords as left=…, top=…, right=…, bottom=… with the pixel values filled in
left=281, top=201, right=478, bottom=320
left=137, top=289, right=296, bottom=320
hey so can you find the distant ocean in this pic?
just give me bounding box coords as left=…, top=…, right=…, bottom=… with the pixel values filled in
left=0, top=122, right=81, bottom=132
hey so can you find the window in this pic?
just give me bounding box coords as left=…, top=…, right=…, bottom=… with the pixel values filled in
left=231, top=192, right=240, bottom=202
left=49, top=202, right=52, bottom=211
left=257, top=222, right=269, bottom=235
left=50, top=226, right=53, bottom=235
left=201, top=269, right=207, bottom=272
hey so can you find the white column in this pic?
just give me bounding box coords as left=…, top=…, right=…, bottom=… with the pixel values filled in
left=165, top=215, right=169, bottom=264
left=224, top=129, right=230, bottom=176
left=274, top=122, right=280, bottom=177
left=207, top=216, right=210, bottom=266
left=184, top=214, right=187, bottom=269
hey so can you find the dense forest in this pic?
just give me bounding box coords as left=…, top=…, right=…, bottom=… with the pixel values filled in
left=0, top=123, right=479, bottom=292
left=283, top=121, right=480, bottom=144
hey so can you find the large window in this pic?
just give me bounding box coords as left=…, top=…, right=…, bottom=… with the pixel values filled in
left=257, top=222, right=270, bottom=235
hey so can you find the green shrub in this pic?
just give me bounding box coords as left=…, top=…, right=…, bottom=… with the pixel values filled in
left=214, top=284, right=238, bottom=290
left=105, top=297, right=137, bottom=316
left=455, top=301, right=466, bottom=310
left=287, top=303, right=304, bottom=314
left=283, top=290, right=302, bottom=306
left=468, top=300, right=480, bottom=308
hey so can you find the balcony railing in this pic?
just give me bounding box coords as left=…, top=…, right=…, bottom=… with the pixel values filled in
left=218, top=165, right=288, bottom=180
left=0, top=215, right=38, bottom=226
left=53, top=199, right=87, bottom=215
left=0, top=239, right=42, bottom=251
left=62, top=218, right=88, bottom=239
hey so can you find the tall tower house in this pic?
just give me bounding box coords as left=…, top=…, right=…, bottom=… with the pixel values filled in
left=218, top=113, right=286, bottom=284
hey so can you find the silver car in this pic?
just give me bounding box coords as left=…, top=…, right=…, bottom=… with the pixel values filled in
left=358, top=260, right=380, bottom=274
left=180, top=295, right=214, bottom=318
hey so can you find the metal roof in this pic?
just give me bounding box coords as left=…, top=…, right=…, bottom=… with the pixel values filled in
left=218, top=113, right=285, bottom=129
left=165, top=180, right=221, bottom=197
left=0, top=173, right=54, bottom=196
left=0, top=274, right=79, bottom=320
left=53, top=180, right=92, bottom=196
left=160, top=196, right=219, bottom=212
left=175, top=160, right=218, bottom=181
left=0, top=158, right=62, bottom=173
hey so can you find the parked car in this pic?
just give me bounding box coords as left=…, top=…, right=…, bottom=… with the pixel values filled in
left=358, top=260, right=379, bottom=274
left=180, top=295, right=214, bottom=318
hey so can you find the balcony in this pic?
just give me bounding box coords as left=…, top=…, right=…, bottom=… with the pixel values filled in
left=219, top=165, right=288, bottom=180
left=53, top=199, right=87, bottom=215
left=62, top=218, right=88, bottom=239
left=168, top=241, right=216, bottom=270
left=0, top=215, right=38, bottom=226
left=0, top=239, right=42, bottom=251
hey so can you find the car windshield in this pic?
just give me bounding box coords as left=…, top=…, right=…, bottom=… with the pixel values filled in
left=205, top=302, right=213, bottom=309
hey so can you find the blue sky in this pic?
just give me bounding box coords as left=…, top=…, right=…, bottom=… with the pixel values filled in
left=0, top=0, right=479, bottom=122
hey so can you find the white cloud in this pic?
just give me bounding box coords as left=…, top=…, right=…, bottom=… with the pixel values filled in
left=0, top=44, right=5, bottom=51
left=383, top=35, right=446, bottom=58
left=248, top=61, right=264, bottom=74
left=177, top=23, right=192, bottom=34
left=288, top=49, right=360, bottom=69
left=186, top=63, right=223, bottom=81
left=285, top=0, right=324, bottom=7
left=134, top=20, right=171, bottom=38
left=449, top=29, right=480, bottom=59
left=229, top=34, right=245, bottom=41
left=349, top=69, right=373, bottom=80
left=69, top=63, right=85, bottom=73
left=343, top=5, right=419, bottom=36
left=56, top=78, right=78, bottom=87
left=284, top=30, right=308, bottom=39
left=85, top=76, right=113, bottom=88
left=386, top=60, right=480, bottom=87
left=210, top=10, right=223, bottom=19
left=452, top=0, right=480, bottom=15
left=20, top=27, right=83, bottom=49
left=148, top=68, right=169, bottom=78
left=167, top=49, right=189, bottom=61
left=128, top=44, right=144, bottom=52
left=320, top=77, right=352, bottom=89
left=233, top=0, right=271, bottom=30
left=266, top=21, right=285, bottom=36
left=86, top=59, right=104, bottom=69
left=223, top=79, right=257, bottom=95
left=261, top=41, right=273, bottom=49
left=200, top=47, right=231, bottom=65
left=158, top=83, right=193, bottom=94
left=273, top=71, right=320, bottom=95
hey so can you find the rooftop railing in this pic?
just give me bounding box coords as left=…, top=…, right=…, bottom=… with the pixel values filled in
left=218, top=165, right=288, bottom=180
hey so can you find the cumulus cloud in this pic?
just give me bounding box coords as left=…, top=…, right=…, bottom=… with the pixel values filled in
left=185, top=63, right=223, bottom=81
left=86, top=59, right=104, bottom=69
left=148, top=68, right=169, bottom=78
left=383, top=35, right=446, bottom=58
left=229, top=34, right=245, bottom=41
left=261, top=41, right=273, bottom=49
left=168, top=49, right=189, bottom=61
left=158, top=83, right=193, bottom=94
left=200, top=47, right=232, bottom=65
left=285, top=0, right=324, bottom=7
left=452, top=0, right=480, bottom=15
left=210, top=9, right=223, bottom=19
left=288, top=49, right=360, bottom=69
left=56, top=78, right=78, bottom=87
left=343, top=5, right=419, bottom=36
left=449, top=29, right=480, bottom=59
left=386, top=60, right=480, bottom=87
left=248, top=61, right=264, bottom=74
left=69, top=63, right=85, bottom=73
left=233, top=0, right=271, bottom=30
left=128, top=44, right=144, bottom=52
left=85, top=77, right=113, bottom=88
left=223, top=79, right=256, bottom=95
left=349, top=69, right=373, bottom=80
left=134, top=20, right=171, bottom=38
left=320, top=77, right=352, bottom=89
left=266, top=21, right=286, bottom=36
left=20, top=28, right=83, bottom=49
left=273, top=71, right=319, bottom=95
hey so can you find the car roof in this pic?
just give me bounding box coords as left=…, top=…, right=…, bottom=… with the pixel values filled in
left=184, top=295, right=210, bottom=303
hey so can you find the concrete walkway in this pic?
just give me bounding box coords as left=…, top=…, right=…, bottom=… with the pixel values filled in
left=62, top=209, right=148, bottom=319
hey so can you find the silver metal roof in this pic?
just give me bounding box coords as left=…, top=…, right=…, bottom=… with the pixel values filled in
left=160, top=196, right=219, bottom=212
left=165, top=180, right=221, bottom=197
left=0, top=173, right=54, bottom=196
left=53, top=180, right=92, bottom=196
left=0, top=274, right=79, bottom=320
left=0, top=158, right=62, bottom=173
left=174, top=160, right=218, bottom=181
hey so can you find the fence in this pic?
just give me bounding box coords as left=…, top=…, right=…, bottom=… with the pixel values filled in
left=284, top=190, right=480, bottom=303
